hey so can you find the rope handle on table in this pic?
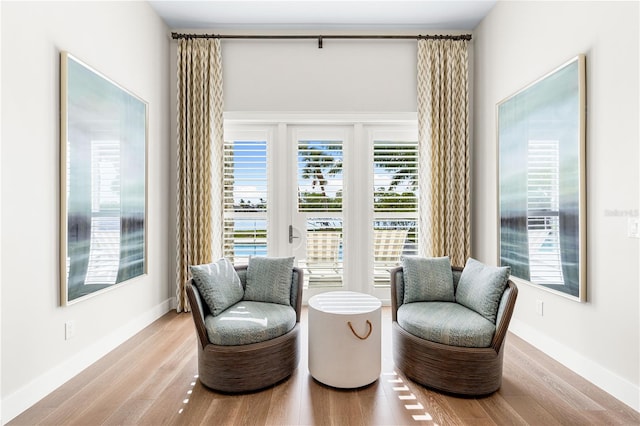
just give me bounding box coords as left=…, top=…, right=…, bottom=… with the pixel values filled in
left=347, top=320, right=373, bottom=340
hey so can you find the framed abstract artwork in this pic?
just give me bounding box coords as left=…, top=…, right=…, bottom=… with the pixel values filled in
left=497, top=55, right=586, bottom=302
left=60, top=52, right=148, bottom=305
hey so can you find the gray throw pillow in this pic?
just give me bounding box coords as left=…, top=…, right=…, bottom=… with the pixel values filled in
left=402, top=256, right=455, bottom=304
left=190, top=258, right=244, bottom=317
left=455, top=258, right=511, bottom=323
left=244, top=256, right=294, bottom=305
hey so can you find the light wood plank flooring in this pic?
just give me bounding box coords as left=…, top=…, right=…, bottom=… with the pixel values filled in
left=10, top=308, right=640, bottom=425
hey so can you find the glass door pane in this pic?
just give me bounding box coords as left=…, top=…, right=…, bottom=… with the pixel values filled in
left=294, top=137, right=344, bottom=290
left=305, top=218, right=343, bottom=287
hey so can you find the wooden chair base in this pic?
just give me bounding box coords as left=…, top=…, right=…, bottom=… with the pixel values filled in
left=197, top=324, right=300, bottom=393
left=392, top=322, right=504, bottom=396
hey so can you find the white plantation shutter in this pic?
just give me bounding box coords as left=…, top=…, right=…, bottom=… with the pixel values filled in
left=373, top=140, right=418, bottom=283
left=223, top=140, right=268, bottom=264
left=373, top=142, right=417, bottom=213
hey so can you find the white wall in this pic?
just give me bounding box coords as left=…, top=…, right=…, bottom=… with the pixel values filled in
left=222, top=36, right=417, bottom=112
left=0, top=1, right=171, bottom=422
left=473, top=1, right=639, bottom=410
left=0, top=1, right=3, bottom=422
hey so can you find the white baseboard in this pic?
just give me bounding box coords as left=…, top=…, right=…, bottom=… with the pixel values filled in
left=509, top=318, right=640, bottom=413
left=1, top=298, right=173, bottom=425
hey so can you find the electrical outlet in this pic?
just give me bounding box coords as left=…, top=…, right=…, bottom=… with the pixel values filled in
left=65, top=321, right=75, bottom=340
left=536, top=300, right=544, bottom=317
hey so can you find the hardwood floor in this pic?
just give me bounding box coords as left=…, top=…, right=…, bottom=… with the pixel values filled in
left=10, top=308, right=640, bottom=425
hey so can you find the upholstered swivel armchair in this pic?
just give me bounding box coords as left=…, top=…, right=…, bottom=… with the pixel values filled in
left=186, top=258, right=303, bottom=393
left=390, top=257, right=518, bottom=396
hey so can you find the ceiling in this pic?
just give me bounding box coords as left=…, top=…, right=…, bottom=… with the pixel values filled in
left=148, top=1, right=497, bottom=31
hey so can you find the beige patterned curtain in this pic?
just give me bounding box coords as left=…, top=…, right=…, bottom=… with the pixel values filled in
left=417, top=38, right=470, bottom=267
left=175, top=38, right=224, bottom=312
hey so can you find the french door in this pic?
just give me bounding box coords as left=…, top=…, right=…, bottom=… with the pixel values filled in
left=288, top=126, right=348, bottom=299
left=223, top=117, right=418, bottom=302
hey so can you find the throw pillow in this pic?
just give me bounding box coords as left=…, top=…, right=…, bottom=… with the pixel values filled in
left=190, top=258, right=244, bottom=317
left=244, top=256, right=294, bottom=305
left=402, top=256, right=455, bottom=304
left=455, top=258, right=511, bottom=323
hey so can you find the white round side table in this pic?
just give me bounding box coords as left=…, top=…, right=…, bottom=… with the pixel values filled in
left=308, top=291, right=382, bottom=388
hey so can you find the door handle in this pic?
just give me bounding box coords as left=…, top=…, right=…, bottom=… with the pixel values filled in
left=288, top=225, right=300, bottom=244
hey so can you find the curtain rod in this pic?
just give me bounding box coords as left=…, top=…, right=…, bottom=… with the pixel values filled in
left=171, top=32, right=471, bottom=48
